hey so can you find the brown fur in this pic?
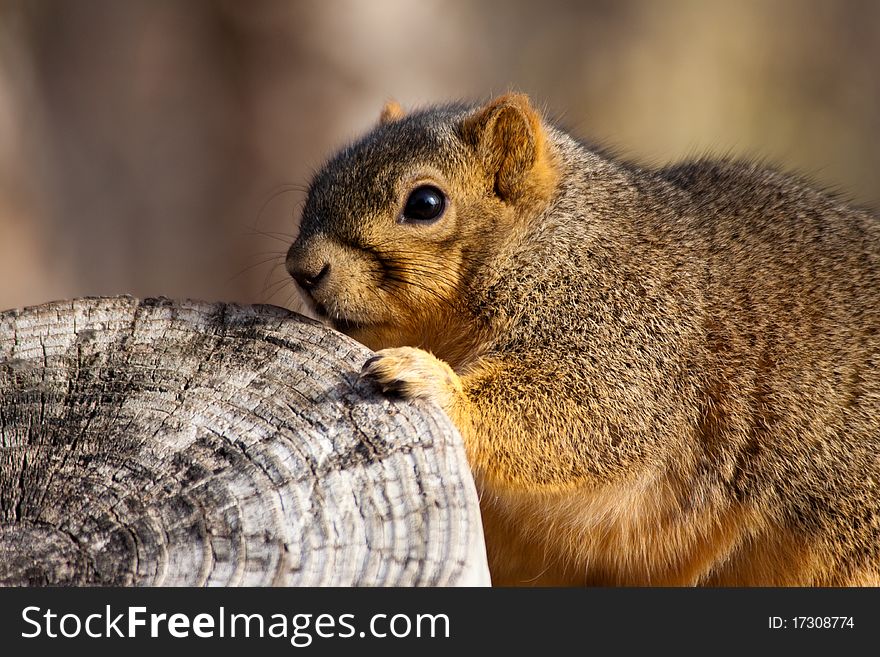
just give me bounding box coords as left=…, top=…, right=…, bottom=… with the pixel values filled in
left=286, top=94, right=880, bottom=586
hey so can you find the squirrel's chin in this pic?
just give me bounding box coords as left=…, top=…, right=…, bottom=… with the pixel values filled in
left=308, top=302, right=371, bottom=332
left=331, top=316, right=369, bottom=332
left=333, top=322, right=394, bottom=352
left=328, top=313, right=389, bottom=338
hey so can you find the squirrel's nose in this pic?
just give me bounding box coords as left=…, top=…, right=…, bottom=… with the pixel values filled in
left=288, top=260, right=331, bottom=293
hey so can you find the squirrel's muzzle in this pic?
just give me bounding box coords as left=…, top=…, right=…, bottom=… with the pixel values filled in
left=290, top=261, right=330, bottom=293
left=285, top=235, right=380, bottom=329
left=286, top=242, right=331, bottom=294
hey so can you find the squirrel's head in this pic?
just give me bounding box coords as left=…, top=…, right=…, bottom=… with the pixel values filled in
left=286, top=93, right=559, bottom=366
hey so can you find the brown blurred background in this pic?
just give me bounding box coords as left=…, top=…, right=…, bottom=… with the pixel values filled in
left=0, top=0, right=878, bottom=313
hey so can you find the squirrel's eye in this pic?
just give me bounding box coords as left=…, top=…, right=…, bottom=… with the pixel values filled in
left=402, top=185, right=445, bottom=223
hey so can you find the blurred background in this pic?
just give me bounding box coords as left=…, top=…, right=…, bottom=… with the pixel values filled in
left=0, top=0, right=878, bottom=313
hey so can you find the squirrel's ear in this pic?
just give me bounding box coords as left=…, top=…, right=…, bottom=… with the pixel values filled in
left=379, top=100, right=405, bottom=125
left=462, top=93, right=554, bottom=202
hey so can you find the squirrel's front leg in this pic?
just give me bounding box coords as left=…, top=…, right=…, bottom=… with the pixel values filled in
left=360, top=347, right=463, bottom=415
left=360, top=348, right=584, bottom=585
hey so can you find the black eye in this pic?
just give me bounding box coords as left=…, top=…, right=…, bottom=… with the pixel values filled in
left=402, top=185, right=445, bottom=223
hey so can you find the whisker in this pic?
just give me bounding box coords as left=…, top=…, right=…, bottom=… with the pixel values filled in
left=227, top=254, right=286, bottom=283
left=252, top=184, right=308, bottom=229
left=243, top=228, right=297, bottom=245
left=261, top=273, right=293, bottom=298
left=262, top=260, right=287, bottom=294
left=265, top=284, right=294, bottom=305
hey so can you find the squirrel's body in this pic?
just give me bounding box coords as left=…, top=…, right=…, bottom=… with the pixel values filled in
left=286, top=95, right=880, bottom=585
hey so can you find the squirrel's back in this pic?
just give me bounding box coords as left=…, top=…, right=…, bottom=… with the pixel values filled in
left=663, top=159, right=880, bottom=584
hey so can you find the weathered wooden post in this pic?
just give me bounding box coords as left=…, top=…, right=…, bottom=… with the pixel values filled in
left=0, top=296, right=489, bottom=586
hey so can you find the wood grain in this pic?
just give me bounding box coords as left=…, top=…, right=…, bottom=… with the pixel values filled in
left=0, top=296, right=489, bottom=586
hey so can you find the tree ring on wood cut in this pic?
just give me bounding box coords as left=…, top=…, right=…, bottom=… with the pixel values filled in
left=0, top=296, right=488, bottom=586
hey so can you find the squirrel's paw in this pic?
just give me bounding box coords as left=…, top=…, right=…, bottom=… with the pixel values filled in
left=360, top=347, right=461, bottom=410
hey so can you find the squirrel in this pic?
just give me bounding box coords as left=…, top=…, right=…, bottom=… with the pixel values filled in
left=285, top=93, right=880, bottom=586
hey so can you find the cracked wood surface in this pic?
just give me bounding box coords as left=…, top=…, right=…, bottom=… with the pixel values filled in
left=0, top=296, right=489, bottom=586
